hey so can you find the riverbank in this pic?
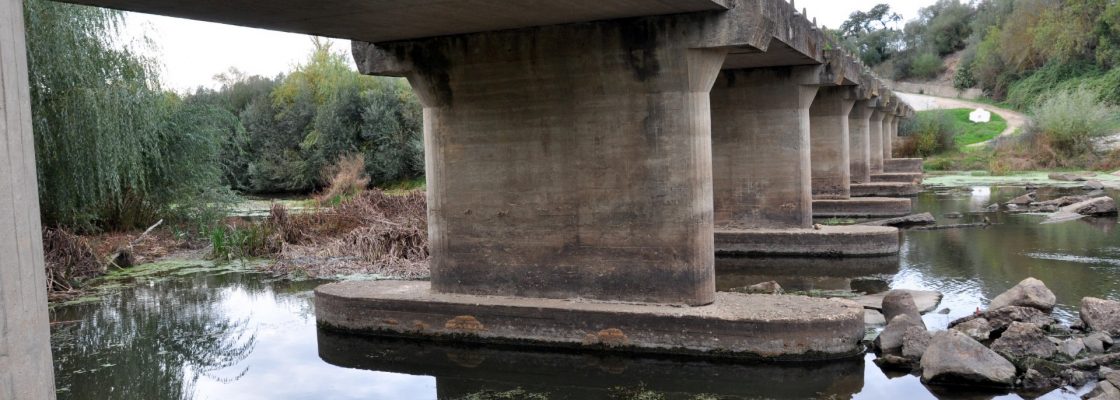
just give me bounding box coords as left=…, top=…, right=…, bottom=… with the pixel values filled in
left=925, top=171, right=1120, bottom=189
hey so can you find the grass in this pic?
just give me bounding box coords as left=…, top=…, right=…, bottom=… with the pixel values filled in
left=942, top=108, right=1008, bottom=148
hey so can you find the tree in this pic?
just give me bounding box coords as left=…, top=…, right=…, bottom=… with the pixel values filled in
left=838, top=4, right=904, bottom=66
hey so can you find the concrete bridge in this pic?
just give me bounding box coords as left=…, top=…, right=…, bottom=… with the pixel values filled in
left=2, top=1, right=919, bottom=397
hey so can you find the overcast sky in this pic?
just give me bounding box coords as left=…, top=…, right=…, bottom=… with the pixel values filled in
left=123, top=1, right=935, bottom=92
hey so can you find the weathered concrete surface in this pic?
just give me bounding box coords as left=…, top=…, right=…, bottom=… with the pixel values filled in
left=813, top=197, right=913, bottom=218
left=868, top=109, right=886, bottom=174
left=318, top=331, right=867, bottom=399
left=1, top=0, right=56, bottom=397
left=884, top=158, right=924, bottom=174
left=355, top=20, right=732, bottom=305
left=810, top=87, right=856, bottom=200
left=716, top=255, right=900, bottom=293
left=315, top=280, right=866, bottom=360
left=851, top=182, right=923, bottom=198
left=54, top=0, right=731, bottom=43
left=714, top=225, right=900, bottom=257
left=881, top=113, right=896, bottom=163
left=871, top=172, right=924, bottom=184
left=848, top=100, right=876, bottom=184
left=711, top=66, right=819, bottom=230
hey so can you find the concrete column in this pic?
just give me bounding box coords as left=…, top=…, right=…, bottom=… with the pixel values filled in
left=881, top=113, right=895, bottom=162
left=1, top=0, right=57, bottom=398
left=367, top=23, right=726, bottom=305
left=711, top=66, right=820, bottom=230
left=809, top=87, right=855, bottom=200
left=868, top=108, right=886, bottom=174
left=848, top=100, right=875, bottom=184
left=891, top=116, right=901, bottom=157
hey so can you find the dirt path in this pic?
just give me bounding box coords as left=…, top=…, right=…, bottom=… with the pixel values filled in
left=895, top=92, right=1029, bottom=147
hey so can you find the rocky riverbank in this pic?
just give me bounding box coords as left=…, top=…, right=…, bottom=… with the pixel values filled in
left=868, top=277, right=1120, bottom=398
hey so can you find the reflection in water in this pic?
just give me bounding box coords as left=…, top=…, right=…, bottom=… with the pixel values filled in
left=318, top=332, right=864, bottom=399
left=48, top=187, right=1116, bottom=399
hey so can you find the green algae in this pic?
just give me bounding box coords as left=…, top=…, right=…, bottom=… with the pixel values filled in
left=53, top=259, right=268, bottom=309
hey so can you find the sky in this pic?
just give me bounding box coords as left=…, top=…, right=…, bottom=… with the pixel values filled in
left=122, top=1, right=935, bottom=92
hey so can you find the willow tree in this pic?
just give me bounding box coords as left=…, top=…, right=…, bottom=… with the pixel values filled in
left=24, top=0, right=235, bottom=230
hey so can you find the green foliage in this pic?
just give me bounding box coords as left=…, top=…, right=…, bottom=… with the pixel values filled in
left=909, top=52, right=945, bottom=79
left=943, top=108, right=1007, bottom=147
left=900, top=110, right=957, bottom=157
left=954, top=51, right=978, bottom=89
left=25, top=0, right=234, bottom=231
left=837, top=4, right=904, bottom=66
left=909, top=0, right=975, bottom=55
left=1028, top=87, right=1120, bottom=157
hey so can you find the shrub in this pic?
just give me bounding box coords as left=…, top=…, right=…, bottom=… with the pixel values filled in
left=318, top=154, right=370, bottom=204
left=898, top=110, right=957, bottom=157
left=909, top=52, right=946, bottom=79
left=1029, top=87, right=1119, bottom=158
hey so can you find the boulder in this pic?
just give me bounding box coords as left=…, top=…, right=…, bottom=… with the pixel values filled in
left=865, top=309, right=886, bottom=327
left=901, top=326, right=932, bottom=360
left=1087, top=381, right=1120, bottom=400
left=1059, top=338, right=1086, bottom=358
left=1007, top=193, right=1037, bottom=206
left=1062, top=197, right=1118, bottom=217
left=1086, top=334, right=1107, bottom=354
left=1034, top=195, right=1090, bottom=208
left=852, top=289, right=943, bottom=314
left=1082, top=297, right=1120, bottom=335
left=1105, top=369, right=1120, bottom=389
left=990, top=322, right=1056, bottom=360
left=877, top=314, right=925, bottom=353
left=1043, top=211, right=1087, bottom=224
left=953, top=317, right=993, bottom=342
left=1019, top=368, right=1061, bottom=395
left=1083, top=180, right=1106, bottom=191
left=989, top=277, right=1057, bottom=313
left=950, top=306, right=1056, bottom=333
left=882, top=290, right=924, bottom=323
left=746, top=281, right=783, bottom=295
left=986, top=203, right=1000, bottom=212
left=1049, top=172, right=1089, bottom=182
left=921, top=330, right=1017, bottom=388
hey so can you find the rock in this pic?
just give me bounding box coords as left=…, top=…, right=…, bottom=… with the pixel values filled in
left=874, top=354, right=914, bottom=370
left=859, top=212, right=936, bottom=228
left=990, top=322, right=1056, bottom=360
left=1036, top=195, right=1092, bottom=208
left=852, top=289, right=943, bottom=315
left=1043, top=211, right=1087, bottom=224
left=952, top=317, right=993, bottom=342
left=882, top=290, right=924, bottom=323
left=1060, top=338, right=1086, bottom=358
left=865, top=309, right=886, bottom=327
left=1007, top=192, right=1037, bottom=205
left=950, top=306, right=1056, bottom=334
left=946, top=212, right=963, bottom=219
left=1082, top=297, right=1120, bottom=335
left=1105, top=369, right=1120, bottom=388
left=1063, top=197, right=1118, bottom=217
left=986, top=203, right=1001, bottom=212
left=1083, top=180, right=1106, bottom=191
left=989, top=277, right=1057, bottom=313
left=876, top=314, right=926, bottom=353
left=1049, top=172, right=1087, bottom=181
left=938, top=308, right=951, bottom=315
left=1086, top=335, right=1107, bottom=354
left=1087, top=381, right=1120, bottom=400
left=920, top=330, right=1017, bottom=388
left=1019, top=369, right=1061, bottom=395
left=901, top=326, right=931, bottom=360
left=746, top=281, right=783, bottom=294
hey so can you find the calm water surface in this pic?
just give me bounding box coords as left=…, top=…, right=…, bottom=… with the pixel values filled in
left=50, top=187, right=1120, bottom=399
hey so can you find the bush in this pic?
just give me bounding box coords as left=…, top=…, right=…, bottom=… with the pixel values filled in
left=898, top=110, right=957, bottom=157
left=909, top=52, right=946, bottom=79
left=318, top=154, right=370, bottom=204
left=1029, top=87, right=1119, bottom=158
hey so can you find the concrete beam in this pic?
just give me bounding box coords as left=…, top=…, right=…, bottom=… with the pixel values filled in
left=51, top=0, right=730, bottom=43
left=1, top=0, right=56, bottom=397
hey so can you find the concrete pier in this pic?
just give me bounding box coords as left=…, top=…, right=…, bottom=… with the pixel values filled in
left=1, top=0, right=57, bottom=397
left=849, top=99, right=875, bottom=184
left=868, top=108, right=886, bottom=175
left=810, top=86, right=855, bottom=200
left=710, top=66, right=900, bottom=256
left=885, top=158, right=924, bottom=174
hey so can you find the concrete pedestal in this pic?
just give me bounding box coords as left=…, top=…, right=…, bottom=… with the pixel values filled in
left=315, top=280, right=866, bottom=361
left=851, top=182, right=923, bottom=197
left=1, top=0, right=57, bottom=397
left=714, top=225, right=901, bottom=257
left=813, top=197, right=913, bottom=218
left=884, top=158, right=924, bottom=174
left=871, top=172, right=924, bottom=184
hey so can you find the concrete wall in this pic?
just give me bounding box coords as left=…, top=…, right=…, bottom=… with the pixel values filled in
left=711, top=67, right=819, bottom=230
left=810, top=87, right=855, bottom=200
left=848, top=100, right=875, bottom=184
left=1, top=0, right=56, bottom=397
left=363, top=20, right=724, bottom=306
left=889, top=80, right=982, bottom=100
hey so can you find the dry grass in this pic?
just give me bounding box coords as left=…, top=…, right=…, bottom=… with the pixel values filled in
left=317, top=154, right=370, bottom=203
left=261, top=189, right=429, bottom=279
left=43, top=228, right=103, bottom=299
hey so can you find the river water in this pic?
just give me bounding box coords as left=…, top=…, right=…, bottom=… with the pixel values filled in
left=49, top=187, right=1120, bottom=399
